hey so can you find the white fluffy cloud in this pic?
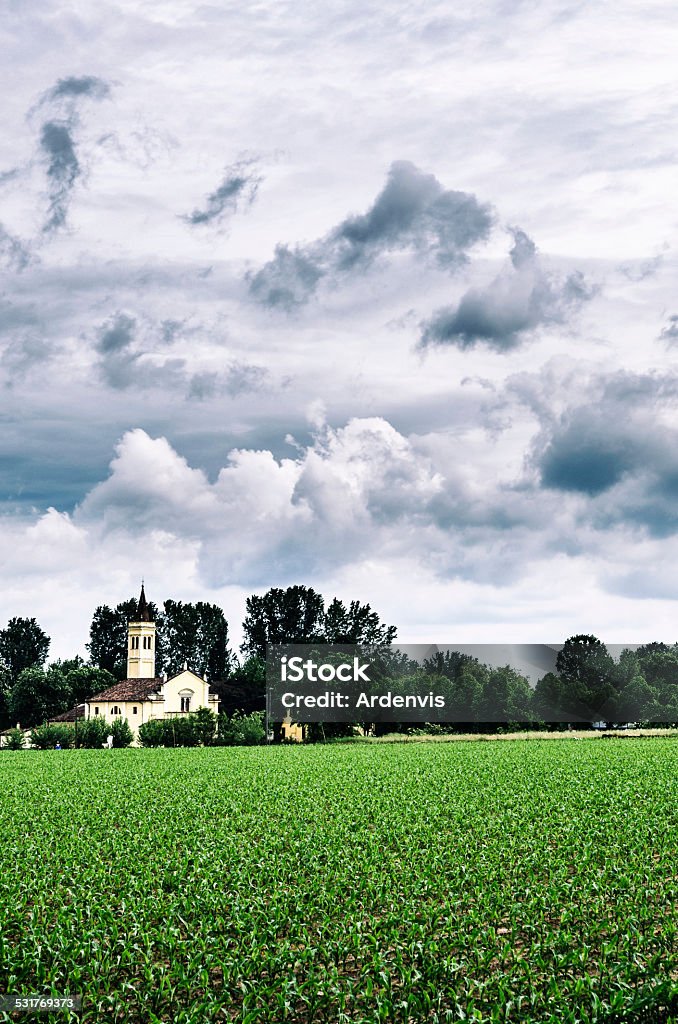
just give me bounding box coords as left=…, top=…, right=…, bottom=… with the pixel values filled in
left=3, top=1, right=678, bottom=658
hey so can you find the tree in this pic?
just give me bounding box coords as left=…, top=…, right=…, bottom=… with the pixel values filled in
left=48, top=657, right=116, bottom=705
left=614, top=674, right=659, bottom=724
left=138, top=719, right=166, bottom=748
left=635, top=646, right=678, bottom=689
left=323, top=598, right=397, bottom=648
left=556, top=635, right=616, bottom=721
left=533, top=672, right=567, bottom=723
left=632, top=646, right=678, bottom=724
left=422, top=651, right=478, bottom=681
left=8, top=666, right=71, bottom=728
left=241, top=586, right=397, bottom=659
left=159, top=601, right=233, bottom=680
left=241, top=586, right=326, bottom=659
left=0, top=617, right=50, bottom=684
left=478, top=665, right=534, bottom=724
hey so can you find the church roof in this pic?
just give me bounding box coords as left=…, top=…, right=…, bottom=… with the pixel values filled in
left=88, top=678, right=163, bottom=702
left=49, top=704, right=86, bottom=722
left=135, top=583, right=151, bottom=622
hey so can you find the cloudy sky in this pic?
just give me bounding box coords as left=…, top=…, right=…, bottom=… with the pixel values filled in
left=2, top=0, right=678, bottom=659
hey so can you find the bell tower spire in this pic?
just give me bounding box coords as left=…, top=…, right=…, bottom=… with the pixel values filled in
left=127, top=582, right=156, bottom=678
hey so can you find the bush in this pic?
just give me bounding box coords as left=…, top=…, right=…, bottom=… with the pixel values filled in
left=30, top=724, right=74, bottom=750
left=110, top=718, right=134, bottom=748
left=3, top=727, right=25, bottom=750
left=192, top=707, right=217, bottom=746
left=138, top=717, right=200, bottom=748
left=74, top=717, right=110, bottom=749
left=166, top=717, right=200, bottom=747
left=139, top=710, right=263, bottom=749
left=216, top=710, right=265, bottom=746
left=138, top=719, right=166, bottom=748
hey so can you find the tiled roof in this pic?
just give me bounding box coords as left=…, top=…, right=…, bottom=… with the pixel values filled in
left=50, top=704, right=86, bottom=722
left=88, top=678, right=163, bottom=702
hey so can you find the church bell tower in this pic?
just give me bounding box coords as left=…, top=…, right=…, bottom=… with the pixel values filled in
left=127, top=583, right=156, bottom=679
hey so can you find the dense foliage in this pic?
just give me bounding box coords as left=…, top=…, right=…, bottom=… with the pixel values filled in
left=138, top=709, right=264, bottom=747
left=0, top=742, right=676, bottom=1021
left=5, top=591, right=678, bottom=732
left=241, top=586, right=396, bottom=659
left=0, top=616, right=50, bottom=683
left=87, top=598, right=232, bottom=681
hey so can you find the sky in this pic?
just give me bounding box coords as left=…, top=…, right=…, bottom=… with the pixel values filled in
left=2, top=0, right=678, bottom=660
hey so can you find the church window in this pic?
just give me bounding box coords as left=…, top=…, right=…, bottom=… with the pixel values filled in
left=181, top=696, right=191, bottom=712
left=94, top=707, right=99, bottom=715
left=132, top=706, right=138, bottom=714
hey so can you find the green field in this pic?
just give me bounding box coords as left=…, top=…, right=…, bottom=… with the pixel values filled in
left=1, top=741, right=677, bottom=1023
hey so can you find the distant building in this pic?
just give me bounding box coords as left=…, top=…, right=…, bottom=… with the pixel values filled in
left=85, top=584, right=218, bottom=740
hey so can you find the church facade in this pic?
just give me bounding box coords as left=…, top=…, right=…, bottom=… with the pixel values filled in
left=85, top=586, right=219, bottom=738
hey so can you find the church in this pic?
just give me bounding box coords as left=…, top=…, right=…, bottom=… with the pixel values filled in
left=85, top=585, right=219, bottom=738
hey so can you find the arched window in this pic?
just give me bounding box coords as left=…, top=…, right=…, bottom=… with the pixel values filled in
left=179, top=689, right=194, bottom=713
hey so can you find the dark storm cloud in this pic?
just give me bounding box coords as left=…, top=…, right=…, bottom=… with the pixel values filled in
left=34, top=75, right=112, bottom=233
left=539, top=410, right=640, bottom=495
left=332, top=160, right=493, bottom=270
left=248, top=161, right=494, bottom=308
left=44, top=77, right=112, bottom=103
left=420, top=229, right=595, bottom=351
left=184, top=160, right=261, bottom=226
left=659, top=315, right=678, bottom=344
left=41, top=121, right=80, bottom=232
left=523, top=369, right=678, bottom=536
left=95, top=313, right=140, bottom=389
left=248, top=243, right=327, bottom=310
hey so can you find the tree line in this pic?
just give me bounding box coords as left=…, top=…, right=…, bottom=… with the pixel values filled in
left=0, top=586, right=395, bottom=729
left=2, top=591, right=678, bottom=732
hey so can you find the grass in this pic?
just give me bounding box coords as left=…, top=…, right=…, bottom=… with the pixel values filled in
left=358, top=728, right=678, bottom=742
left=0, top=741, right=677, bottom=1023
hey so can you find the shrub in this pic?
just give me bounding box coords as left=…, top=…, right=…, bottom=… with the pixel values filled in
left=216, top=710, right=265, bottom=746
left=192, top=707, right=217, bottom=746
left=166, top=717, right=200, bottom=747
left=138, top=719, right=166, bottom=748
left=138, top=717, right=200, bottom=748
left=30, top=724, right=74, bottom=750
left=74, top=717, right=110, bottom=749
left=110, top=718, right=134, bottom=748
left=3, top=727, right=25, bottom=750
